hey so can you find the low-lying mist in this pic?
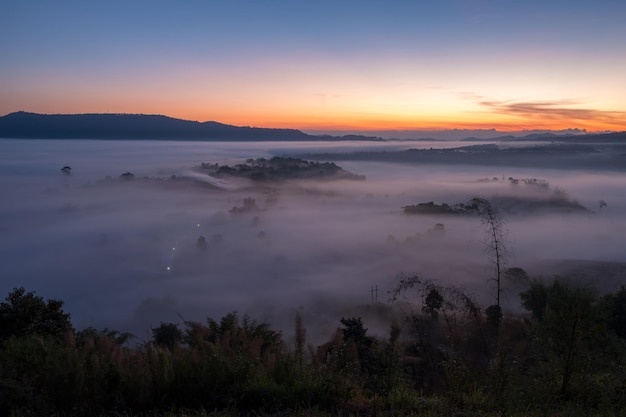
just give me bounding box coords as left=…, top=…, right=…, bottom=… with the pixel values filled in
left=1, top=139, right=625, bottom=344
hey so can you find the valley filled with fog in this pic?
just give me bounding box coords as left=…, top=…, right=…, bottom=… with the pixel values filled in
left=1, top=139, right=625, bottom=343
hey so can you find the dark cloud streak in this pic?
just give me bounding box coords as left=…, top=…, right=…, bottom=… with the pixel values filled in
left=478, top=99, right=626, bottom=125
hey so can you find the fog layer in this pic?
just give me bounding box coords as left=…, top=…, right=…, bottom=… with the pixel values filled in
left=1, top=139, right=624, bottom=343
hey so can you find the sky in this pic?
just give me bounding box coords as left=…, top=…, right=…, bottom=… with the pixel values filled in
left=1, top=0, right=626, bottom=133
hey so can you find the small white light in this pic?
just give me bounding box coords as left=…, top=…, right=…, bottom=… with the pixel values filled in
left=172, top=247, right=176, bottom=251
left=166, top=266, right=171, bottom=271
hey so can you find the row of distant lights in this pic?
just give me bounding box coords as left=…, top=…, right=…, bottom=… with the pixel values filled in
left=166, top=223, right=201, bottom=271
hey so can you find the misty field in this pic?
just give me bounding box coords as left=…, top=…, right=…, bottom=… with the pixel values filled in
left=1, top=139, right=624, bottom=338
left=1, top=139, right=625, bottom=415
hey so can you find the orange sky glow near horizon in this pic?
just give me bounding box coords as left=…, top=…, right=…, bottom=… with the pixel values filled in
left=5, top=81, right=625, bottom=133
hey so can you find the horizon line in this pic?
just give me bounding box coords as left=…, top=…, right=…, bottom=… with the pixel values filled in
left=1, top=110, right=620, bottom=136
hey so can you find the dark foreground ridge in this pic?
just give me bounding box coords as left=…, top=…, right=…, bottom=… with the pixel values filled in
left=1, top=282, right=626, bottom=416
left=0, top=111, right=382, bottom=141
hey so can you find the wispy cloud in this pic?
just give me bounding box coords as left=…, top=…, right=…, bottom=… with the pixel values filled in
left=478, top=99, right=626, bottom=126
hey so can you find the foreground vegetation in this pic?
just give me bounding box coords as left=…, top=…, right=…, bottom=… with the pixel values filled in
left=0, top=277, right=625, bottom=416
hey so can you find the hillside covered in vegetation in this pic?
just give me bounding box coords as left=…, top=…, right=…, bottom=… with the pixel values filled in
left=1, top=276, right=625, bottom=417
left=199, top=156, right=366, bottom=182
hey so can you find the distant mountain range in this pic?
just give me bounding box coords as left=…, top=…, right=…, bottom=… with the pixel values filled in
left=299, top=143, right=626, bottom=171
left=1, top=111, right=624, bottom=143
left=461, top=131, right=626, bottom=143
left=0, top=112, right=382, bottom=141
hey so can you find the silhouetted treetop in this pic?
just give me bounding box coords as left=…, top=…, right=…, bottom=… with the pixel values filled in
left=0, top=287, right=72, bottom=341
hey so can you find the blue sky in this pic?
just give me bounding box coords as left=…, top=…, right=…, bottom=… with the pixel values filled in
left=2, top=0, right=625, bottom=131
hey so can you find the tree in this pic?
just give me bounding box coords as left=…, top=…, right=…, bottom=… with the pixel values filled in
left=391, top=274, right=488, bottom=358
left=485, top=304, right=503, bottom=336
left=520, top=280, right=604, bottom=396
left=603, top=285, right=626, bottom=339
left=471, top=198, right=506, bottom=307
left=471, top=197, right=507, bottom=338
left=423, top=288, right=443, bottom=319
left=119, top=172, right=135, bottom=181
left=519, top=280, right=549, bottom=321
left=294, top=312, right=306, bottom=359
left=229, top=197, right=259, bottom=214
left=341, top=317, right=369, bottom=346
left=339, top=317, right=376, bottom=377
left=152, top=322, right=182, bottom=350
left=0, top=287, right=73, bottom=342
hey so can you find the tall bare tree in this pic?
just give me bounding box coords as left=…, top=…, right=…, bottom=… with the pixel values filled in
left=471, top=198, right=507, bottom=336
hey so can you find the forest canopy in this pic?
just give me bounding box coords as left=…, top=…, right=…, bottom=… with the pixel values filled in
left=0, top=280, right=625, bottom=416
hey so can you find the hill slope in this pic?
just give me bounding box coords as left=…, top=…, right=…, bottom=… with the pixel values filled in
left=0, top=112, right=377, bottom=141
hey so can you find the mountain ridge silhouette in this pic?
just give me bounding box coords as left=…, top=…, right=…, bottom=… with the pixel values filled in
left=0, top=111, right=382, bottom=141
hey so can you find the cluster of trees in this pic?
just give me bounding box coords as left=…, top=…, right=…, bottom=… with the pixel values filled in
left=0, top=278, right=625, bottom=416
left=402, top=198, right=500, bottom=216
left=200, top=157, right=366, bottom=182
left=404, top=191, right=590, bottom=217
